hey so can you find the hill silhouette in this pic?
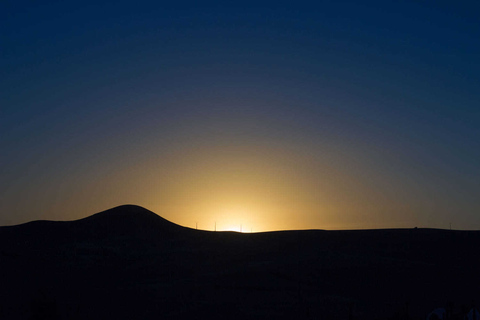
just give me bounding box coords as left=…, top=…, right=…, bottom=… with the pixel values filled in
left=72, top=204, right=187, bottom=239
left=76, top=204, right=177, bottom=229
left=1, top=205, right=480, bottom=319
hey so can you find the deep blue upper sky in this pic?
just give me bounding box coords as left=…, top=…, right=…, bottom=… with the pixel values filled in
left=1, top=1, right=479, bottom=229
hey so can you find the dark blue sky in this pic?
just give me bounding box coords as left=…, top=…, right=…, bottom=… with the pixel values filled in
left=1, top=1, right=479, bottom=230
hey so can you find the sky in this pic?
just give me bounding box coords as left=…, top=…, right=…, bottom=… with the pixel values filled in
left=1, top=1, right=479, bottom=231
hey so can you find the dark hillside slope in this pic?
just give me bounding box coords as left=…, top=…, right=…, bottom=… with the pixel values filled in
left=75, top=204, right=180, bottom=233
left=1, top=206, right=480, bottom=320
left=0, top=205, right=187, bottom=252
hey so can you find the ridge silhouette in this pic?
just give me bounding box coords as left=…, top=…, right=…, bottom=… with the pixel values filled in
left=72, top=204, right=185, bottom=239
left=2, top=205, right=480, bottom=320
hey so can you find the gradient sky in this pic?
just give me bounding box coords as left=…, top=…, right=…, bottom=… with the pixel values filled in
left=1, top=1, right=479, bottom=231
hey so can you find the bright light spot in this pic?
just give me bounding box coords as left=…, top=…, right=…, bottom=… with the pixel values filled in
left=217, top=207, right=251, bottom=232
left=223, top=224, right=244, bottom=232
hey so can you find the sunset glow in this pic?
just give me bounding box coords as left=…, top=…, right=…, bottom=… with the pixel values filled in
left=1, top=1, right=479, bottom=231
left=2, top=3, right=480, bottom=320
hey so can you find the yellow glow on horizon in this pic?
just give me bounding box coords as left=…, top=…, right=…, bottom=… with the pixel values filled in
left=146, top=143, right=330, bottom=232
left=52, top=137, right=426, bottom=232
left=221, top=224, right=244, bottom=232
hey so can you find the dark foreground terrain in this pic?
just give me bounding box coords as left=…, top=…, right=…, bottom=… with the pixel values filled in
left=1, top=205, right=479, bottom=319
